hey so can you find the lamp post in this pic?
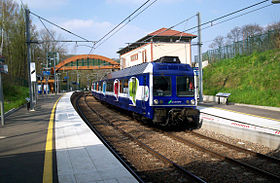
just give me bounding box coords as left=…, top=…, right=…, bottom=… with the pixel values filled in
left=197, top=12, right=203, bottom=103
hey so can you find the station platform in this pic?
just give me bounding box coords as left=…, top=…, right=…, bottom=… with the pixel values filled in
left=198, top=103, right=280, bottom=149
left=0, top=92, right=138, bottom=183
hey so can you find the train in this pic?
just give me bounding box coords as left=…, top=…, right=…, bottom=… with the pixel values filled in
left=91, top=56, right=202, bottom=128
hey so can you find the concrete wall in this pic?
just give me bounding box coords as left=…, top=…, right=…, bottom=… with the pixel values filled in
left=152, top=43, right=191, bottom=65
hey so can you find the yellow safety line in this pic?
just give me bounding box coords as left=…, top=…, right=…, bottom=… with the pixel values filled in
left=42, top=95, right=63, bottom=183
left=212, top=107, right=280, bottom=122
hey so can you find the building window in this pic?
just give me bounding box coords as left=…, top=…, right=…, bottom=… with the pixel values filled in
left=121, top=58, right=126, bottom=68
left=120, top=79, right=128, bottom=94
left=130, top=53, right=138, bottom=62
left=142, top=50, right=147, bottom=63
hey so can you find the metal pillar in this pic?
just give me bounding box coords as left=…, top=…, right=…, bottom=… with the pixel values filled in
left=25, top=9, right=34, bottom=111
left=67, top=71, right=69, bottom=91
left=197, top=12, right=203, bottom=103
left=0, top=73, right=4, bottom=126
left=54, top=57, right=56, bottom=95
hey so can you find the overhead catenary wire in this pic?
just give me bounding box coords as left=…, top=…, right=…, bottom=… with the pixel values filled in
left=169, top=0, right=271, bottom=37
left=92, top=0, right=158, bottom=51
left=190, top=3, right=273, bottom=45
left=88, top=0, right=158, bottom=54
left=123, top=14, right=196, bottom=48
left=123, top=0, right=270, bottom=49
left=29, top=10, right=91, bottom=43
left=38, top=17, right=55, bottom=41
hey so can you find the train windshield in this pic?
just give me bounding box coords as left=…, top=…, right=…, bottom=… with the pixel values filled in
left=153, top=76, right=171, bottom=96
left=176, top=76, right=194, bottom=97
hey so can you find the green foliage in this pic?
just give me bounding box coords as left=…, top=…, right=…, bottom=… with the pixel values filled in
left=3, top=84, right=29, bottom=113
left=203, top=49, right=280, bottom=107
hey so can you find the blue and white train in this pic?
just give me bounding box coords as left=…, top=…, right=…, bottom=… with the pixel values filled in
left=91, top=56, right=201, bottom=127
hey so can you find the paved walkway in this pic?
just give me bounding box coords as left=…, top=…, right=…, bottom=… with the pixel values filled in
left=0, top=95, right=61, bottom=183
left=0, top=93, right=138, bottom=183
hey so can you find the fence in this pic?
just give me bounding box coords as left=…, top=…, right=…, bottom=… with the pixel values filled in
left=195, top=29, right=280, bottom=63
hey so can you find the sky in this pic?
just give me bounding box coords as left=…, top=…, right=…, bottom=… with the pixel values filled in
left=16, top=0, right=280, bottom=59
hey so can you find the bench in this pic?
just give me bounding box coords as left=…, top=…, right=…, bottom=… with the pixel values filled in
left=216, top=93, right=231, bottom=105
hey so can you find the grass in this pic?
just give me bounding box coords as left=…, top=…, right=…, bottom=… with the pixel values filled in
left=3, top=84, right=29, bottom=113
left=203, top=49, right=280, bottom=107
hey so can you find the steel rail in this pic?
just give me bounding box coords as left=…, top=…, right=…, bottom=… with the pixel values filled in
left=163, top=131, right=280, bottom=181
left=191, top=131, right=280, bottom=164
left=83, top=94, right=207, bottom=183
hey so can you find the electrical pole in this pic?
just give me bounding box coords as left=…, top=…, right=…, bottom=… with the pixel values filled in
left=25, top=9, right=34, bottom=111
left=54, top=54, right=56, bottom=95
left=0, top=2, right=5, bottom=126
left=197, top=12, right=203, bottom=103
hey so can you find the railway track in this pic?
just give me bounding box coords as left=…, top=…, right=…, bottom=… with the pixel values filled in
left=80, top=93, right=206, bottom=183
left=74, top=92, right=279, bottom=182
left=163, top=131, right=280, bottom=181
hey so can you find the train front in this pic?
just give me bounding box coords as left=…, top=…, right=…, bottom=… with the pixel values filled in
left=150, top=61, right=201, bottom=128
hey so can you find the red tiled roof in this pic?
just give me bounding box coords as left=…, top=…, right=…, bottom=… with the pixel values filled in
left=148, top=28, right=196, bottom=37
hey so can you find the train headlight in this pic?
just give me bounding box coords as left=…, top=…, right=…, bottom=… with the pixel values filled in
left=191, top=99, right=195, bottom=105
left=154, top=99, right=159, bottom=105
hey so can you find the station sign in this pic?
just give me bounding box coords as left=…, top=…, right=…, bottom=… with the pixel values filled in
left=30, top=62, right=36, bottom=82
left=43, top=71, right=50, bottom=76
left=193, top=67, right=199, bottom=76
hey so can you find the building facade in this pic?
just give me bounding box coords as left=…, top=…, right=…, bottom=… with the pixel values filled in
left=117, top=28, right=197, bottom=69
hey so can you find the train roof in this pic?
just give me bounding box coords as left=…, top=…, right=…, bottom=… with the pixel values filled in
left=106, top=62, right=193, bottom=80
left=107, top=62, right=152, bottom=79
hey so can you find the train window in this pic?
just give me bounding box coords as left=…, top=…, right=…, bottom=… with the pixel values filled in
left=119, top=80, right=123, bottom=93
left=120, top=79, right=128, bottom=94
left=176, top=76, right=194, bottom=97
left=107, top=80, right=113, bottom=92
left=153, top=76, right=171, bottom=96
left=99, top=82, right=102, bottom=91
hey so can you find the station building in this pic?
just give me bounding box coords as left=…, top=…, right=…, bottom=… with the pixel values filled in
left=117, top=28, right=197, bottom=69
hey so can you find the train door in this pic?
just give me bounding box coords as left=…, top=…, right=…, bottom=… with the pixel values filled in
left=141, top=75, right=147, bottom=110
left=114, top=79, right=119, bottom=101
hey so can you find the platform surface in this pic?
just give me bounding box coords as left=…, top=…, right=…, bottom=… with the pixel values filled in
left=0, top=95, right=61, bottom=183
left=200, top=103, right=280, bottom=121
left=55, top=92, right=138, bottom=183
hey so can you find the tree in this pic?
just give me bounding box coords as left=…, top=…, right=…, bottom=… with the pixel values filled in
left=209, top=36, right=225, bottom=49
left=266, top=21, right=280, bottom=32
left=241, top=24, right=263, bottom=39
left=227, top=26, right=242, bottom=43
left=0, top=0, right=67, bottom=86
